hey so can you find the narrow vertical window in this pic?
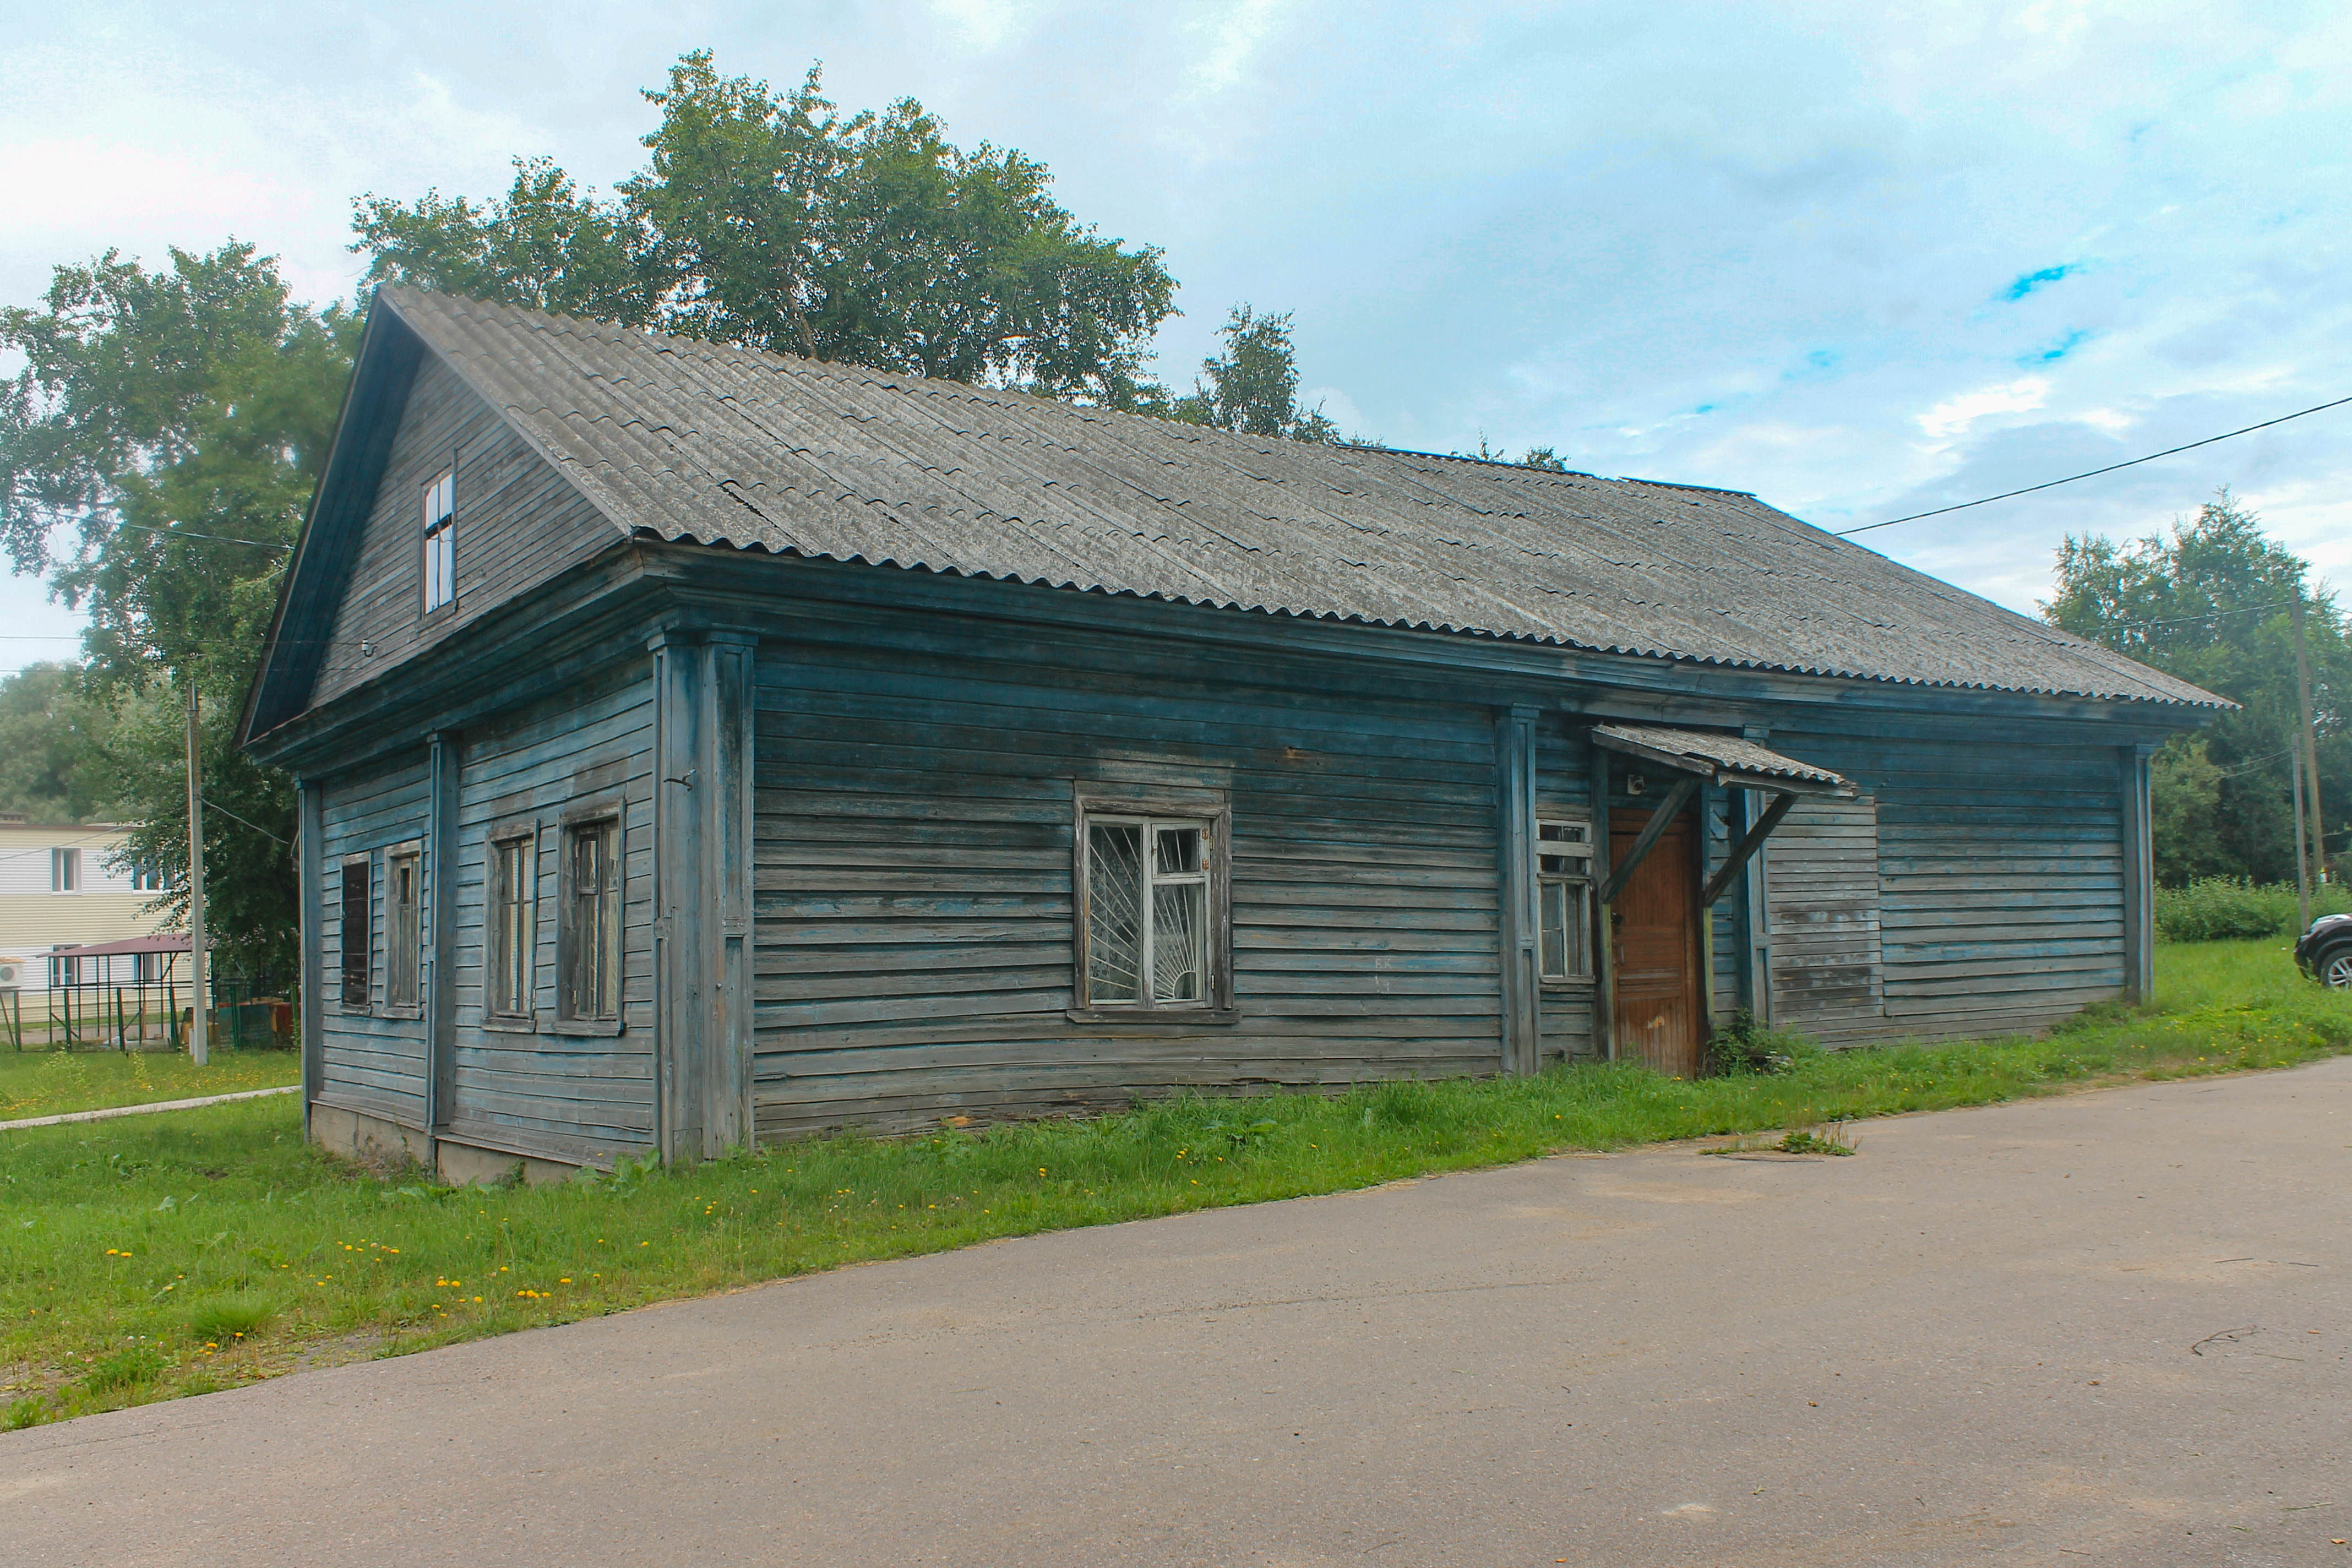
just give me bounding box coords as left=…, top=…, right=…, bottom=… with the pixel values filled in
left=51, top=847, right=79, bottom=891
left=1081, top=813, right=1218, bottom=1009
left=386, top=848, right=422, bottom=1009
left=488, top=832, right=533, bottom=1019
left=421, top=467, right=456, bottom=611
left=339, top=858, right=371, bottom=1006
left=1536, top=818, right=1594, bottom=981
left=559, top=818, right=620, bottom=1022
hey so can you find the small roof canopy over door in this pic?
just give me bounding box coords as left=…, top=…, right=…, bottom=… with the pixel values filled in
left=1588, top=723, right=1855, bottom=910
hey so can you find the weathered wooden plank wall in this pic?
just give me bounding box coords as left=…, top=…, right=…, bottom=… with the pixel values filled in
left=311, top=355, right=617, bottom=709
left=444, top=658, right=658, bottom=1162
left=1764, top=792, right=1886, bottom=1043
left=1757, top=728, right=2125, bottom=1041
left=315, top=755, right=432, bottom=1125
left=747, top=624, right=1505, bottom=1137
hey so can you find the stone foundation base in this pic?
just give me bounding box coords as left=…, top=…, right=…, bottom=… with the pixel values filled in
left=309, top=1101, right=582, bottom=1187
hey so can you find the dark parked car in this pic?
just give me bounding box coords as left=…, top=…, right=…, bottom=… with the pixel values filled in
left=2294, top=912, right=2352, bottom=989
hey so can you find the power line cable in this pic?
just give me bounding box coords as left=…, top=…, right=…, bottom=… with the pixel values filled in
left=1836, top=393, right=2352, bottom=536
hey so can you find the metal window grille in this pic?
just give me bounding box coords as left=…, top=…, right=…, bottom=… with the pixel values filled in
left=1537, top=818, right=1594, bottom=981
left=1085, top=817, right=1210, bottom=1007
left=339, top=859, right=371, bottom=1006
left=488, top=835, right=532, bottom=1016
left=421, top=468, right=456, bottom=611
left=559, top=819, right=620, bottom=1021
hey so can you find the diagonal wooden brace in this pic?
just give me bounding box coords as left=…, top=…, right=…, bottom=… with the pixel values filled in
left=1597, top=774, right=1702, bottom=905
left=1700, top=790, right=1798, bottom=908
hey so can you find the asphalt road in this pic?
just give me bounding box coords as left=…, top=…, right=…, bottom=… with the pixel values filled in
left=8, top=1060, right=2349, bottom=1567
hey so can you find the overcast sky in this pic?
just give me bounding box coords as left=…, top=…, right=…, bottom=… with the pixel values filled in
left=4, top=0, right=2348, bottom=673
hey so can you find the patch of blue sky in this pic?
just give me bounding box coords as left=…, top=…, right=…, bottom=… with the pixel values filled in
left=2023, top=330, right=2089, bottom=365
left=2003, top=264, right=2079, bottom=302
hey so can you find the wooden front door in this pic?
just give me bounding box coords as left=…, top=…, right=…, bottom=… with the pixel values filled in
left=1610, top=807, right=1705, bottom=1077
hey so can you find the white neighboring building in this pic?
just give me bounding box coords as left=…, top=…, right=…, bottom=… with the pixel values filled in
left=0, top=813, right=174, bottom=992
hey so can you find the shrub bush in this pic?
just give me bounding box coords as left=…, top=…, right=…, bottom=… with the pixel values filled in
left=2155, top=877, right=2352, bottom=942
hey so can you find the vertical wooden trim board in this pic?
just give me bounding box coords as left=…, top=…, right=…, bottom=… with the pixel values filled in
left=2121, top=743, right=2155, bottom=1003
left=424, top=733, right=460, bottom=1142
left=706, top=631, right=758, bottom=1152
left=650, top=628, right=706, bottom=1163
left=1587, top=727, right=1614, bottom=1063
left=1494, top=705, right=1540, bottom=1076
left=298, top=780, right=325, bottom=1135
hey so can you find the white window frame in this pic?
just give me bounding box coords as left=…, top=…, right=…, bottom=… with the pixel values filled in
left=1536, top=815, right=1596, bottom=983
left=51, top=846, right=80, bottom=893
left=421, top=467, right=456, bottom=612
left=1071, top=796, right=1233, bottom=1019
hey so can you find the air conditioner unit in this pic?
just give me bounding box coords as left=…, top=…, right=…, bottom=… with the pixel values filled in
left=0, top=957, right=23, bottom=988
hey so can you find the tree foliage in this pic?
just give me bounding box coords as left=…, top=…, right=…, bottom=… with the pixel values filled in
left=0, top=244, right=356, bottom=977
left=1156, top=304, right=1337, bottom=441
left=2044, top=493, right=2348, bottom=884
left=0, top=663, right=119, bottom=823
left=355, top=53, right=1177, bottom=403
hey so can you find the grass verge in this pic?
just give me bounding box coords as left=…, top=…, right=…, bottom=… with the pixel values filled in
left=5, top=940, right=2348, bottom=1430
left=0, top=1047, right=301, bottom=1123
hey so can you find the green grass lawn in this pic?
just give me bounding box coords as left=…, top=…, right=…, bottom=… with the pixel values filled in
left=6, top=939, right=2348, bottom=1431
left=0, top=1047, right=301, bottom=1123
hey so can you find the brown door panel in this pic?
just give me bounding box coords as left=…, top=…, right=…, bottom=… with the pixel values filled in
left=1609, top=807, right=1704, bottom=1079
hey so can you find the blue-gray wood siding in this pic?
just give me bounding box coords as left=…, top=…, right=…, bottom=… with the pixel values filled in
left=1751, top=728, right=2124, bottom=1042
left=310, top=353, right=618, bottom=710
left=749, top=635, right=1506, bottom=1137
left=443, top=658, right=658, bottom=1160
left=315, top=755, right=431, bottom=1123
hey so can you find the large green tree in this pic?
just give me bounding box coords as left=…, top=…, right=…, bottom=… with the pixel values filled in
left=356, top=53, right=1178, bottom=404
left=2044, top=494, right=2348, bottom=884
left=0, top=244, right=357, bottom=978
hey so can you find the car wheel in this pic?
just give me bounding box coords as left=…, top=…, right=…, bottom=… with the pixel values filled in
left=2325, top=946, right=2352, bottom=990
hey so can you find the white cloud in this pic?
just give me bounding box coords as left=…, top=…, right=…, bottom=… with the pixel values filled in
left=1914, top=378, right=2052, bottom=444
left=1187, top=0, right=1287, bottom=95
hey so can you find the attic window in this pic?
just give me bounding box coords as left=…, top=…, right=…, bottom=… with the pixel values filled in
left=422, top=467, right=456, bottom=611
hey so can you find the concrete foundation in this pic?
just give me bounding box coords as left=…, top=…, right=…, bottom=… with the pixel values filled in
left=308, top=1100, right=582, bottom=1187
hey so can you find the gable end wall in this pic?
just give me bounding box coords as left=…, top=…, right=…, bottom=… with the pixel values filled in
left=310, top=352, right=618, bottom=710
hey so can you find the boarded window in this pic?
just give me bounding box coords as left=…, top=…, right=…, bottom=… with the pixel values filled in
left=421, top=467, right=456, bottom=611
left=559, top=818, right=620, bottom=1021
left=385, top=848, right=422, bottom=1010
left=1765, top=792, right=1883, bottom=1042
left=339, top=858, right=371, bottom=1006
left=1081, top=814, right=1217, bottom=1008
left=1536, top=818, right=1594, bottom=981
left=488, top=832, right=533, bottom=1018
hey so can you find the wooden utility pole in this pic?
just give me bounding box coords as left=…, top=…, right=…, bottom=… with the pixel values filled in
left=186, top=678, right=209, bottom=1066
left=2292, top=591, right=2326, bottom=895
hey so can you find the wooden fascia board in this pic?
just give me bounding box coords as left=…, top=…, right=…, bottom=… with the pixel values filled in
left=246, top=542, right=669, bottom=775
left=643, top=540, right=2223, bottom=730
left=238, top=297, right=426, bottom=745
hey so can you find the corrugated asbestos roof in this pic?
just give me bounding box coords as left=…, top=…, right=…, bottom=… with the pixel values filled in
left=382, top=288, right=2223, bottom=709
left=1591, top=724, right=1853, bottom=791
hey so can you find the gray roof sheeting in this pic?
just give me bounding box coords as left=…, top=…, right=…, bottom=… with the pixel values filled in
left=382, top=288, right=2223, bottom=709
left=1591, top=724, right=1853, bottom=791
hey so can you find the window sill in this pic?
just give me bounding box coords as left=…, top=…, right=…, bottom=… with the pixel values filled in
left=375, top=1004, right=424, bottom=1020
left=1065, top=1006, right=1240, bottom=1027
left=547, top=1017, right=624, bottom=1037
left=1539, top=978, right=1597, bottom=992
left=480, top=1015, right=538, bottom=1035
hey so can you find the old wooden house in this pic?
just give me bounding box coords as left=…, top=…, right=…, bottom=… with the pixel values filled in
left=241, top=288, right=2221, bottom=1179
